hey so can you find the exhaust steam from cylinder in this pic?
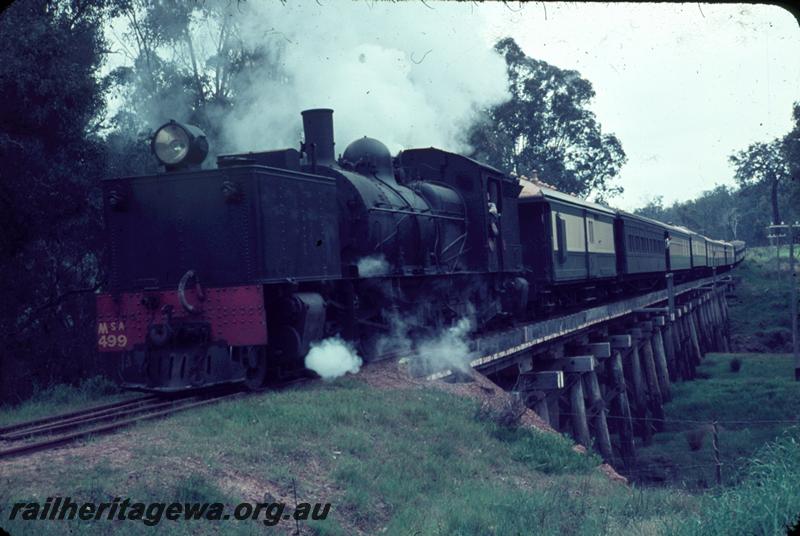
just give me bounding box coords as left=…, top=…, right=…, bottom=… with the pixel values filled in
left=304, top=336, right=363, bottom=380
left=304, top=309, right=476, bottom=381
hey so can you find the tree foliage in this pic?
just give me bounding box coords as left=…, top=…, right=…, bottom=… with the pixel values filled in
left=635, top=185, right=767, bottom=246
left=728, top=101, right=800, bottom=227
left=0, top=0, right=110, bottom=399
left=783, top=103, right=800, bottom=184
left=107, top=0, right=283, bottom=152
left=468, top=37, right=626, bottom=201
left=729, top=139, right=791, bottom=225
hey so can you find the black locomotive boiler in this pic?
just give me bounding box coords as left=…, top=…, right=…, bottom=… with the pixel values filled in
left=96, top=108, right=741, bottom=392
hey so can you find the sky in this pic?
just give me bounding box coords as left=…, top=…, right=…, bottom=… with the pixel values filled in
left=103, top=2, right=800, bottom=211
left=482, top=2, right=800, bottom=209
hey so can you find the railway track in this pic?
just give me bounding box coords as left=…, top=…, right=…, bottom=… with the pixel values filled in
left=0, top=375, right=312, bottom=461
left=0, top=392, right=245, bottom=461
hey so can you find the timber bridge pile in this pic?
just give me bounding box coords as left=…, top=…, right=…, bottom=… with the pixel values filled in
left=428, top=273, right=735, bottom=469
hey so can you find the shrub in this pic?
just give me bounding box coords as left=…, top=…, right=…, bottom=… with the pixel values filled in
left=474, top=397, right=526, bottom=431
left=730, top=358, right=742, bottom=373
left=686, top=428, right=707, bottom=451
left=79, top=375, right=120, bottom=396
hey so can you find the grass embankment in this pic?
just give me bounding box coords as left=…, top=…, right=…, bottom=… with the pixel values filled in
left=2, top=378, right=699, bottom=536
left=3, top=376, right=800, bottom=535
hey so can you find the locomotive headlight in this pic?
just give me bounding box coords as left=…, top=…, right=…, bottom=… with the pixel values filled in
left=152, top=120, right=209, bottom=170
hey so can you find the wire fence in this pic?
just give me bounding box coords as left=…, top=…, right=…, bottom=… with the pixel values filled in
left=557, top=412, right=800, bottom=426
left=534, top=410, right=800, bottom=486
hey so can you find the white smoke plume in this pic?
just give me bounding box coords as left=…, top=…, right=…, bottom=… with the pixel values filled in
left=372, top=306, right=477, bottom=377
left=222, top=2, right=509, bottom=154
left=356, top=254, right=390, bottom=277
left=372, top=308, right=415, bottom=358
left=414, top=316, right=476, bottom=375
left=304, top=336, right=363, bottom=380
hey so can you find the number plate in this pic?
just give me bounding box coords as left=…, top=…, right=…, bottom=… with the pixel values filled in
left=96, top=321, right=129, bottom=350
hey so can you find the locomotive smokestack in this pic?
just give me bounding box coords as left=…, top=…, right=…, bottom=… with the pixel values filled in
left=301, top=108, right=335, bottom=166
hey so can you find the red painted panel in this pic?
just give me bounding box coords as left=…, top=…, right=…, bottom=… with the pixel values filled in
left=95, top=285, right=267, bottom=352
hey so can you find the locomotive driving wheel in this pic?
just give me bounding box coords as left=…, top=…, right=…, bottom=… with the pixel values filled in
left=242, top=346, right=268, bottom=390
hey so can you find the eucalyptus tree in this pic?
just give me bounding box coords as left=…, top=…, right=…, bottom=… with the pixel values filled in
left=468, top=37, right=626, bottom=202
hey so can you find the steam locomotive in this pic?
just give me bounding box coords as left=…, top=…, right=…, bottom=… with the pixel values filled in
left=96, top=109, right=743, bottom=392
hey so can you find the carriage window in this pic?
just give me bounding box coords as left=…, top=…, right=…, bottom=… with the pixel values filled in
left=588, top=221, right=594, bottom=243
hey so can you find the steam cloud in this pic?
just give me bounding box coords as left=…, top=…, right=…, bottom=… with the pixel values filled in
left=373, top=305, right=477, bottom=376
left=357, top=254, right=390, bottom=277
left=305, top=309, right=475, bottom=379
left=414, top=317, right=476, bottom=374
left=223, top=2, right=509, bottom=155
left=304, top=336, right=363, bottom=380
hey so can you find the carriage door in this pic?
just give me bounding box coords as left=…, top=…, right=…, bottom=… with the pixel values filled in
left=586, top=211, right=595, bottom=277
left=665, top=231, right=672, bottom=271
left=486, top=177, right=503, bottom=272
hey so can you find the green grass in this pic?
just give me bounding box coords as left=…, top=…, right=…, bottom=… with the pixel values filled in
left=674, top=430, right=800, bottom=536
left=147, top=379, right=608, bottom=533
left=728, top=247, right=795, bottom=351
left=0, top=375, right=123, bottom=428
left=1, top=379, right=705, bottom=536
left=4, top=374, right=800, bottom=534
left=634, top=353, right=800, bottom=489
left=1, top=472, right=264, bottom=536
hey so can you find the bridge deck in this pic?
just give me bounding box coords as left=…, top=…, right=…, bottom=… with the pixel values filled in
left=426, top=275, right=730, bottom=380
